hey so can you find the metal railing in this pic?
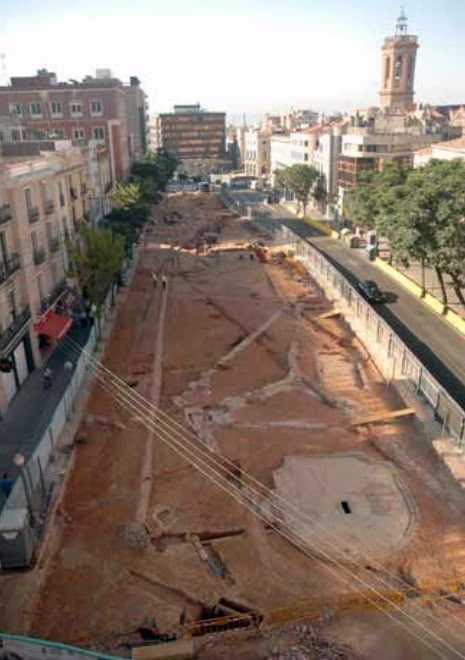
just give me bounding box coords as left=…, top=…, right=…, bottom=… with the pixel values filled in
left=0, top=307, right=31, bottom=352
left=0, top=204, right=13, bottom=224
left=0, top=253, right=20, bottom=284
left=43, top=199, right=55, bottom=214
left=28, top=206, right=40, bottom=223
left=48, top=236, right=60, bottom=252
left=252, top=214, right=465, bottom=446
left=33, top=247, right=46, bottom=265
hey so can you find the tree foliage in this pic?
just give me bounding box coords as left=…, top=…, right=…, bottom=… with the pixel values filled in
left=345, top=159, right=465, bottom=308
left=275, top=164, right=321, bottom=215
left=67, top=226, right=125, bottom=307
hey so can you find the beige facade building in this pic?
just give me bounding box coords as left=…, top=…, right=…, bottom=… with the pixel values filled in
left=244, top=128, right=271, bottom=178
left=0, top=146, right=89, bottom=414
left=414, top=136, right=465, bottom=167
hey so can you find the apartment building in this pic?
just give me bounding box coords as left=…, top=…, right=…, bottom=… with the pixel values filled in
left=289, top=127, right=321, bottom=165
left=157, top=105, right=226, bottom=160
left=270, top=134, right=290, bottom=184
left=413, top=136, right=465, bottom=167
left=0, top=147, right=89, bottom=414
left=0, top=69, right=148, bottom=181
left=244, top=128, right=271, bottom=178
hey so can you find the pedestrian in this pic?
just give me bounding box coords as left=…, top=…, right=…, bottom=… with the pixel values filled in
left=64, top=360, right=73, bottom=373
left=0, top=473, right=13, bottom=499
left=42, top=366, right=52, bottom=390
left=162, top=274, right=168, bottom=290
left=150, top=270, right=158, bottom=288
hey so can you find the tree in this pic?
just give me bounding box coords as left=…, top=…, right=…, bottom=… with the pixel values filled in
left=67, top=226, right=125, bottom=308
left=276, top=164, right=320, bottom=216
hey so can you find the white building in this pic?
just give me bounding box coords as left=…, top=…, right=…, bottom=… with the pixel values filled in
left=270, top=134, right=290, bottom=183
left=244, top=129, right=271, bottom=178
left=413, top=136, right=465, bottom=167
left=313, top=128, right=343, bottom=207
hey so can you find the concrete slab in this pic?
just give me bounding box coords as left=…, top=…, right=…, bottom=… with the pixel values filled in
left=273, top=453, right=416, bottom=560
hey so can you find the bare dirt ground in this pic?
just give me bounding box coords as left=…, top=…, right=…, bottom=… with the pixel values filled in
left=10, top=192, right=465, bottom=658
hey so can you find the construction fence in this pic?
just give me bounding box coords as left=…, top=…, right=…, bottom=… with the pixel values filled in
left=252, top=216, right=465, bottom=446
left=0, top=251, right=139, bottom=568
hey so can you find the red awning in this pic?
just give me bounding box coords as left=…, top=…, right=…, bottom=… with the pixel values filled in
left=34, top=311, right=73, bottom=339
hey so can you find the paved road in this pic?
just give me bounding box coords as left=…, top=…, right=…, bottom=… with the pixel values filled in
left=228, top=190, right=465, bottom=409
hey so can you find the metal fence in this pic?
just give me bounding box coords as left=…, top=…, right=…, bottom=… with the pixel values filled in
left=253, top=217, right=465, bottom=446
left=0, top=250, right=139, bottom=567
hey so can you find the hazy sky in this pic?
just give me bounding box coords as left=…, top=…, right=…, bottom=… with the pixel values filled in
left=1, top=0, right=464, bottom=119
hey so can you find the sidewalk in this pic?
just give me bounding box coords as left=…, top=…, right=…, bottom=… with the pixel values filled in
left=0, top=322, right=92, bottom=489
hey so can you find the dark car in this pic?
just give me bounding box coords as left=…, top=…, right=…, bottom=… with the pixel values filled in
left=358, top=279, right=384, bottom=302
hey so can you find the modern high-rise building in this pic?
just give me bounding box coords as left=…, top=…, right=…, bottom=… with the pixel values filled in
left=157, top=105, right=226, bottom=161
left=0, top=69, right=149, bottom=180
left=379, top=9, right=419, bottom=110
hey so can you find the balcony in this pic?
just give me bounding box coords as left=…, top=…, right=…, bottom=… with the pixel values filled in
left=49, top=236, right=60, bottom=252
left=0, top=253, right=20, bottom=285
left=104, top=181, right=112, bottom=193
left=28, top=206, right=40, bottom=224
left=70, top=187, right=78, bottom=200
left=44, top=199, right=55, bottom=215
left=33, top=247, right=46, bottom=266
left=0, top=307, right=31, bottom=352
left=59, top=194, right=65, bottom=207
left=81, top=183, right=87, bottom=195
left=40, top=279, right=67, bottom=314
left=0, top=204, right=13, bottom=224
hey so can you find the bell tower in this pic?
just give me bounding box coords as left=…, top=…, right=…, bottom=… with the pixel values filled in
left=379, top=9, right=419, bottom=110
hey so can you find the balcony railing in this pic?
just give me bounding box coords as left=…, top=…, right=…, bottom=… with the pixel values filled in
left=70, top=187, right=78, bottom=200
left=0, top=204, right=13, bottom=224
left=28, top=206, right=40, bottom=223
left=40, top=279, right=67, bottom=314
left=33, top=247, right=46, bottom=266
left=49, top=236, right=60, bottom=252
left=81, top=183, right=87, bottom=195
left=0, top=253, right=20, bottom=285
left=104, top=181, right=112, bottom=193
left=0, top=307, right=31, bottom=352
left=44, top=199, right=55, bottom=215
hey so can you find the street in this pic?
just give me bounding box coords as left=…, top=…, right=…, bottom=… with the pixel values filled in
left=228, top=190, right=465, bottom=408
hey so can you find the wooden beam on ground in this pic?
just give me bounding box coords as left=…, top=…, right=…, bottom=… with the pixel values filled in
left=132, top=639, right=195, bottom=659
left=351, top=407, right=415, bottom=427
left=317, top=309, right=341, bottom=320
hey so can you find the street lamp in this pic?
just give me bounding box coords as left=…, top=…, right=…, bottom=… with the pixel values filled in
left=13, top=452, right=36, bottom=526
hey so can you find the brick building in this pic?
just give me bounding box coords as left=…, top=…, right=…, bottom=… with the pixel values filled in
left=0, top=69, right=148, bottom=181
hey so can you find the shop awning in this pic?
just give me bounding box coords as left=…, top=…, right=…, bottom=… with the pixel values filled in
left=34, top=311, right=73, bottom=339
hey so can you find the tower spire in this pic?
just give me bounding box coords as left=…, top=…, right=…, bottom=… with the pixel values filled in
left=395, top=6, right=408, bottom=37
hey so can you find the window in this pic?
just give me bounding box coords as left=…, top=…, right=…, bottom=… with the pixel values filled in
left=71, top=101, right=82, bottom=116
left=73, top=128, right=85, bottom=139
left=58, top=182, right=65, bottom=207
left=25, top=188, right=34, bottom=210
left=90, top=100, right=103, bottom=115
left=51, top=101, right=63, bottom=116
left=30, top=102, right=42, bottom=117
left=93, top=127, right=105, bottom=140
left=50, top=128, right=65, bottom=139
left=9, top=103, right=22, bottom=116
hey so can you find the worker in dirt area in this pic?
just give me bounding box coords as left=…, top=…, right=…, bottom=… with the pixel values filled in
left=150, top=271, right=158, bottom=287
left=0, top=473, right=14, bottom=498
left=162, top=274, right=168, bottom=289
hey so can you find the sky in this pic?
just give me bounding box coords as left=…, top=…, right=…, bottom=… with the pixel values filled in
left=0, top=0, right=465, bottom=121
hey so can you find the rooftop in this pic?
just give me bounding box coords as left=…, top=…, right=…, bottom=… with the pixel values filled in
left=432, top=136, right=465, bottom=151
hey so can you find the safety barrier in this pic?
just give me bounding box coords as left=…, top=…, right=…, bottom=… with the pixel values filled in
left=0, top=631, right=128, bottom=660
left=253, top=217, right=465, bottom=446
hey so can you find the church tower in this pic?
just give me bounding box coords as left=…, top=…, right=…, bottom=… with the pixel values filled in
left=379, top=9, right=419, bottom=110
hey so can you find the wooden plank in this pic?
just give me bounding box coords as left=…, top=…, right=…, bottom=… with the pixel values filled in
left=132, top=639, right=195, bottom=660
left=350, top=407, right=415, bottom=427
left=317, top=309, right=341, bottom=320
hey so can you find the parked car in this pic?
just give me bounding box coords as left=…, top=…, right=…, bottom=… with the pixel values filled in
left=358, top=279, right=384, bottom=302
